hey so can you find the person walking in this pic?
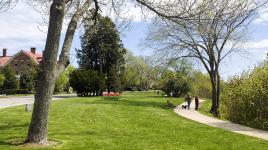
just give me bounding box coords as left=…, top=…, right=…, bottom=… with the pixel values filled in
left=185, top=94, right=192, bottom=110
left=195, top=96, right=199, bottom=110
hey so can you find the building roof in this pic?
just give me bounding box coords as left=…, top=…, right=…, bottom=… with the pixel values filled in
left=24, top=51, right=43, bottom=63
left=0, top=56, right=12, bottom=67
left=0, top=50, right=43, bottom=67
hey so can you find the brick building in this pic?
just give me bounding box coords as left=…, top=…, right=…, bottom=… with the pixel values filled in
left=0, top=48, right=43, bottom=76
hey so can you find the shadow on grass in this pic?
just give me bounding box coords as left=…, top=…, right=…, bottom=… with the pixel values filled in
left=0, top=123, right=29, bottom=130
left=50, top=130, right=95, bottom=137
left=53, top=95, right=77, bottom=99
left=0, top=122, right=29, bottom=146
left=146, top=96, right=166, bottom=98
left=0, top=140, right=13, bottom=146
left=0, top=138, right=25, bottom=147
left=75, top=98, right=170, bottom=110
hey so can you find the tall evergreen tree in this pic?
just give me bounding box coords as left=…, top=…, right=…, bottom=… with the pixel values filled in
left=3, top=65, right=18, bottom=90
left=78, top=15, right=126, bottom=93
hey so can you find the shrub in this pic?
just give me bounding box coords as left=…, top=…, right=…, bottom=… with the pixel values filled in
left=0, top=89, right=31, bottom=95
left=20, top=71, right=37, bottom=92
left=190, top=72, right=212, bottom=98
left=102, top=92, right=121, bottom=96
left=102, top=92, right=121, bottom=100
left=70, top=69, right=105, bottom=96
left=221, top=63, right=268, bottom=130
left=0, top=74, right=5, bottom=88
left=54, top=65, right=75, bottom=93
left=3, top=65, right=18, bottom=90
left=162, top=75, right=190, bottom=97
left=54, top=71, right=69, bottom=93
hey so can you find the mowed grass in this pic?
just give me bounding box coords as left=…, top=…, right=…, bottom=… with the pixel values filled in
left=0, top=92, right=268, bottom=149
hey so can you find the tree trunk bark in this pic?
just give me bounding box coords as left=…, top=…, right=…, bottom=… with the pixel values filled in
left=139, top=71, right=142, bottom=91
left=216, top=72, right=221, bottom=109
left=25, top=0, right=65, bottom=144
left=209, top=71, right=219, bottom=116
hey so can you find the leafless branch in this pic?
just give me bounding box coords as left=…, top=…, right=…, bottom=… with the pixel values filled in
left=0, top=0, right=17, bottom=13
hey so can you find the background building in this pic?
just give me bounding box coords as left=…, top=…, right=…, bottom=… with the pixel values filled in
left=0, top=48, right=42, bottom=78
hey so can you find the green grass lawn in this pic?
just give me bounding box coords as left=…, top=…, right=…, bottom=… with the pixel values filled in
left=0, top=91, right=268, bottom=149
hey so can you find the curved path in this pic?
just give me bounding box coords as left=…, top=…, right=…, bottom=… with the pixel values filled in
left=0, top=94, right=76, bottom=109
left=174, top=100, right=268, bottom=141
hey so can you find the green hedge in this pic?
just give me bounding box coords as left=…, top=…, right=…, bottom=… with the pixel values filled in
left=221, top=62, right=268, bottom=130
left=0, top=89, right=31, bottom=95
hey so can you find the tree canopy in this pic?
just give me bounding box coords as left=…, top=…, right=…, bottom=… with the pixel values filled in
left=77, top=15, right=126, bottom=93
left=146, top=0, right=264, bottom=116
left=3, top=65, right=18, bottom=90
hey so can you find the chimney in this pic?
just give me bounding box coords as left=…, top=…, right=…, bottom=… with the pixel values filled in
left=31, top=47, right=36, bottom=54
left=3, top=48, right=7, bottom=57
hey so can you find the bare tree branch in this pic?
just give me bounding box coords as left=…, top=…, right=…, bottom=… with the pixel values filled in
left=145, top=0, right=266, bottom=115
left=56, top=0, right=93, bottom=77
left=0, top=0, right=16, bottom=13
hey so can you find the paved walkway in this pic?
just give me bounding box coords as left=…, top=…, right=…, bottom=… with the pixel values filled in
left=0, top=94, right=77, bottom=109
left=174, top=100, right=268, bottom=141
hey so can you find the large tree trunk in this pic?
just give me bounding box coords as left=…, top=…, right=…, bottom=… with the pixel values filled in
left=216, top=72, right=221, bottom=109
left=209, top=70, right=219, bottom=116
left=25, top=0, right=65, bottom=144
left=139, top=71, right=142, bottom=91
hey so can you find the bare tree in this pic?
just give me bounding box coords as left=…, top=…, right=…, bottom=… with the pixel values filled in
left=146, top=0, right=266, bottom=116
left=135, top=0, right=204, bottom=20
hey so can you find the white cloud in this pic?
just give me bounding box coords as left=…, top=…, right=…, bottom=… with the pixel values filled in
left=0, top=2, right=46, bottom=55
left=242, top=39, right=268, bottom=49
left=253, top=7, right=268, bottom=25
left=0, top=1, right=155, bottom=57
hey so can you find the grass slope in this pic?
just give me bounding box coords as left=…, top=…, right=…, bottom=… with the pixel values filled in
left=0, top=92, right=268, bottom=149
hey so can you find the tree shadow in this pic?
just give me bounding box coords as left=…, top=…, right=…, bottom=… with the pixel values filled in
left=146, top=95, right=166, bottom=98
left=75, top=97, right=170, bottom=110
left=0, top=140, right=13, bottom=146
left=0, top=138, right=25, bottom=147
left=53, top=95, right=77, bottom=99
left=49, top=130, right=95, bottom=137
left=0, top=122, right=29, bottom=146
left=0, top=123, right=29, bottom=130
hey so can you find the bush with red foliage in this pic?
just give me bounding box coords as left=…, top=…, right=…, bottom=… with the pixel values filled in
left=102, top=92, right=120, bottom=96
left=102, top=92, right=121, bottom=100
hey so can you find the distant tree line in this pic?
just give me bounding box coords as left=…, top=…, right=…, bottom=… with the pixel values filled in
left=0, top=64, right=74, bottom=95
left=122, top=52, right=215, bottom=98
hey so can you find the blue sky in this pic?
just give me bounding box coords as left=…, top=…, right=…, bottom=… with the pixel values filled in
left=121, top=22, right=268, bottom=80
left=0, top=2, right=267, bottom=80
